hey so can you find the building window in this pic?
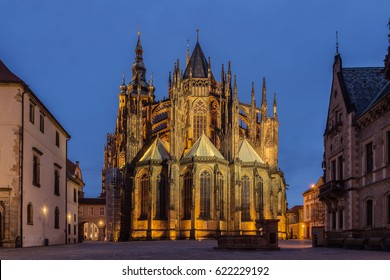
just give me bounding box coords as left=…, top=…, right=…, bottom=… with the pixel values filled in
left=366, top=142, right=373, bottom=174
left=366, top=199, right=373, bottom=227
left=54, top=170, right=60, bottom=195
left=139, top=174, right=149, bottom=220
left=74, top=225, right=77, bottom=235
left=99, top=206, right=105, bottom=216
left=29, top=103, right=35, bottom=124
left=331, top=159, right=336, bottom=181
left=338, top=209, right=343, bottom=229
left=338, top=155, right=343, bottom=180
left=54, top=207, right=60, bottom=229
left=39, top=114, right=45, bottom=133
left=56, top=131, right=60, bottom=147
left=32, top=155, right=40, bottom=187
left=241, top=175, right=251, bottom=221
left=255, top=178, right=264, bottom=219
left=27, top=203, right=33, bottom=225
left=68, top=224, right=71, bottom=234
left=73, top=188, right=77, bottom=203
left=78, top=207, right=83, bottom=216
left=199, top=170, right=211, bottom=220
left=331, top=210, right=336, bottom=229
left=183, top=172, right=192, bottom=220
left=74, top=214, right=76, bottom=222
left=155, top=174, right=167, bottom=220
left=387, top=194, right=390, bottom=224
left=387, top=131, right=390, bottom=165
left=88, top=206, right=94, bottom=216
left=193, top=99, right=207, bottom=142
left=218, top=174, right=225, bottom=220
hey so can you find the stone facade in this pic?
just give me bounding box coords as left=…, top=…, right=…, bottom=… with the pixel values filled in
left=0, top=60, right=70, bottom=247
left=102, top=32, right=287, bottom=241
left=319, top=35, right=390, bottom=240
left=286, top=205, right=304, bottom=239
left=302, top=177, right=325, bottom=239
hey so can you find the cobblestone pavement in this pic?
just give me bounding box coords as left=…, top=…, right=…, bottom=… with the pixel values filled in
left=1, top=239, right=390, bottom=260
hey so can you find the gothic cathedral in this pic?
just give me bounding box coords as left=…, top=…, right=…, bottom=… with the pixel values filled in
left=102, top=31, right=287, bottom=241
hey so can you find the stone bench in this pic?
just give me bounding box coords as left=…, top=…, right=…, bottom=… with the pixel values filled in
left=343, top=238, right=367, bottom=250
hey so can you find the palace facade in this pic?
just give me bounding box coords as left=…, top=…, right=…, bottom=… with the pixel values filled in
left=102, top=32, right=287, bottom=241
left=319, top=33, right=390, bottom=241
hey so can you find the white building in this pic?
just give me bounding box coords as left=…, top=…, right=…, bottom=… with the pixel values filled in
left=0, top=60, right=70, bottom=247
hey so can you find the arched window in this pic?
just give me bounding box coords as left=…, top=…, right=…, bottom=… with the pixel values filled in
left=27, top=203, right=33, bottom=225
left=54, top=207, right=60, bottom=229
left=366, top=199, right=373, bottom=227
left=256, top=177, right=264, bottom=219
left=241, top=175, right=251, bottom=221
left=155, top=174, right=167, bottom=220
left=193, top=99, right=207, bottom=142
left=199, top=171, right=211, bottom=219
left=183, top=172, right=192, bottom=220
left=218, top=174, right=225, bottom=220
left=54, top=170, right=60, bottom=195
left=139, top=174, right=149, bottom=220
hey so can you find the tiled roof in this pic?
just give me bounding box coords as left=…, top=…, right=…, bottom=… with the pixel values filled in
left=79, top=198, right=106, bottom=205
left=341, top=67, right=388, bottom=116
left=139, top=138, right=170, bottom=162
left=238, top=138, right=264, bottom=163
left=287, top=205, right=303, bottom=214
left=183, top=132, right=224, bottom=159
left=0, top=60, right=23, bottom=83
left=183, top=42, right=210, bottom=79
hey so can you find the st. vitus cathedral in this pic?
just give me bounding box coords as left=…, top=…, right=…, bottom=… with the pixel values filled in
left=102, top=31, right=287, bottom=241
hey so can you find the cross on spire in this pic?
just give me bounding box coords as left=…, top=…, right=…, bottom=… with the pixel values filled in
left=196, top=28, right=199, bottom=42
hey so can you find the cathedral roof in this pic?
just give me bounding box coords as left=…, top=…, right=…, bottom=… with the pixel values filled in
left=139, top=138, right=170, bottom=162
left=183, top=133, right=224, bottom=159
left=183, top=42, right=211, bottom=79
left=238, top=138, right=264, bottom=163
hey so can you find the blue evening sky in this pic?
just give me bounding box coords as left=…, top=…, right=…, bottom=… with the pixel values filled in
left=1, top=0, right=389, bottom=207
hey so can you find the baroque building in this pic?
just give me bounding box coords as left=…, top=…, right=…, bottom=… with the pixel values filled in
left=319, top=30, right=390, bottom=243
left=102, top=31, right=287, bottom=241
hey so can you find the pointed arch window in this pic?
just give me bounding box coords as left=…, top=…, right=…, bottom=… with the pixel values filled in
left=218, top=174, right=225, bottom=220
left=139, top=174, right=149, bottom=220
left=27, top=203, right=33, bottom=225
left=155, top=174, right=167, bottom=220
left=54, top=207, right=60, bottom=229
left=199, top=170, right=211, bottom=219
left=241, top=175, right=251, bottom=221
left=183, top=172, right=192, bottom=220
left=193, top=99, right=207, bottom=142
left=255, top=177, right=264, bottom=219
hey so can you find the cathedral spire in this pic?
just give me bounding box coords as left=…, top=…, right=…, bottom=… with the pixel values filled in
left=261, top=77, right=267, bottom=118
left=335, top=31, right=339, bottom=55
left=273, top=92, right=277, bottom=117
left=233, top=75, right=238, bottom=100
left=186, top=39, right=190, bottom=66
left=251, top=81, right=255, bottom=105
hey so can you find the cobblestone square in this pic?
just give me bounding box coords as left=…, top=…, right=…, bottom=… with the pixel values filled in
left=1, top=240, right=389, bottom=260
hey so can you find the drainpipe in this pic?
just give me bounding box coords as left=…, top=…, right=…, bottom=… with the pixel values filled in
left=19, top=87, right=27, bottom=248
